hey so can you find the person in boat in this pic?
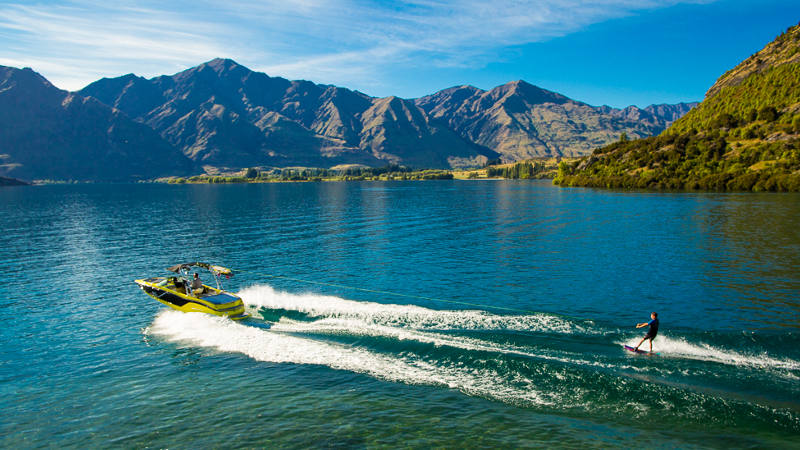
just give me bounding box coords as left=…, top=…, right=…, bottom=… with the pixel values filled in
left=171, top=276, right=187, bottom=294
left=191, top=272, right=204, bottom=296
left=634, top=312, right=659, bottom=352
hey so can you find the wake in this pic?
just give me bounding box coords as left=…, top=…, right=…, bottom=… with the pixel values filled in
left=237, top=284, right=595, bottom=334
left=143, top=285, right=625, bottom=408
left=240, top=285, right=800, bottom=374
left=146, top=309, right=560, bottom=408
left=144, top=284, right=800, bottom=411
left=620, top=335, right=800, bottom=373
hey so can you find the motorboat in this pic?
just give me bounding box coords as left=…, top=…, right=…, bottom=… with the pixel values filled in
left=135, top=262, right=248, bottom=320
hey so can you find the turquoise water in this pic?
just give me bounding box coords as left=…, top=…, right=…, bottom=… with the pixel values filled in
left=1, top=181, right=799, bottom=448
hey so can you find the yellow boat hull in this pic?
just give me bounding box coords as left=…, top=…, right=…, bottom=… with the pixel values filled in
left=135, top=277, right=248, bottom=320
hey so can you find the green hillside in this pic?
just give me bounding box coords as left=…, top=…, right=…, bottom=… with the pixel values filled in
left=555, top=24, right=800, bottom=191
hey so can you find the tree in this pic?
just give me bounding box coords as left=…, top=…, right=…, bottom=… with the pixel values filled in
left=758, top=106, right=778, bottom=122
left=245, top=167, right=259, bottom=178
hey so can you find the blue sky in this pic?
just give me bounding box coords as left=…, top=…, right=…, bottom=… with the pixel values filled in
left=0, top=0, right=798, bottom=107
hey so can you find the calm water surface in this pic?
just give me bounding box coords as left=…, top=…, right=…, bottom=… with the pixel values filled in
left=1, top=181, right=798, bottom=448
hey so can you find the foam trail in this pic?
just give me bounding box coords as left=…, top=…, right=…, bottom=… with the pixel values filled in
left=621, top=335, right=800, bottom=372
left=269, top=317, right=631, bottom=371
left=146, top=310, right=560, bottom=407
left=239, top=284, right=594, bottom=334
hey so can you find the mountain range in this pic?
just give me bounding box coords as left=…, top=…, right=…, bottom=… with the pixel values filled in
left=0, top=67, right=188, bottom=181
left=0, top=59, right=695, bottom=181
left=415, top=83, right=693, bottom=161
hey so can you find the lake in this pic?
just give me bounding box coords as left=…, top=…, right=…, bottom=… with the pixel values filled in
left=1, top=181, right=798, bottom=447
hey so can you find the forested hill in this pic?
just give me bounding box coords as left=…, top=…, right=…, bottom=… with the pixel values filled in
left=555, top=23, right=800, bottom=192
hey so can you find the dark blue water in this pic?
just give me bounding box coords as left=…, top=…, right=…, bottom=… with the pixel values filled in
left=1, top=181, right=798, bottom=448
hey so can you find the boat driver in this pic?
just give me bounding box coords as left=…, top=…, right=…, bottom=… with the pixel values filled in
left=191, top=272, right=204, bottom=295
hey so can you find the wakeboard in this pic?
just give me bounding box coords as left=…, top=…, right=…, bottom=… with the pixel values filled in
left=624, top=345, right=659, bottom=356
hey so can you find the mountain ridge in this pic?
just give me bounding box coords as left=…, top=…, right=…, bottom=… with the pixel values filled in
left=0, top=59, right=696, bottom=181
left=82, top=59, right=693, bottom=165
left=415, top=80, right=695, bottom=160
left=0, top=65, right=190, bottom=181
left=81, top=58, right=498, bottom=170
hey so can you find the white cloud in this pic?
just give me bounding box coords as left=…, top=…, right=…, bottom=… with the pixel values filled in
left=0, top=1, right=236, bottom=88
left=0, top=0, right=712, bottom=91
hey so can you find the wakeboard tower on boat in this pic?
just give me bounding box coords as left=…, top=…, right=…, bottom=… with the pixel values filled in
left=135, top=262, right=248, bottom=320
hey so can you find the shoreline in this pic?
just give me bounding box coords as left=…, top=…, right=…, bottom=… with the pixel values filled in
left=157, top=159, right=567, bottom=184
left=15, top=159, right=574, bottom=185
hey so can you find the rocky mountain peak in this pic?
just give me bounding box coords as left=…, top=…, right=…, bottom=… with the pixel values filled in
left=199, top=58, right=246, bottom=76
left=492, top=80, right=569, bottom=105
left=0, top=65, right=59, bottom=93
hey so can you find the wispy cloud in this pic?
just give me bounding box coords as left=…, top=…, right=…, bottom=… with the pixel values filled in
left=0, top=1, right=235, bottom=87
left=0, top=0, right=711, bottom=92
